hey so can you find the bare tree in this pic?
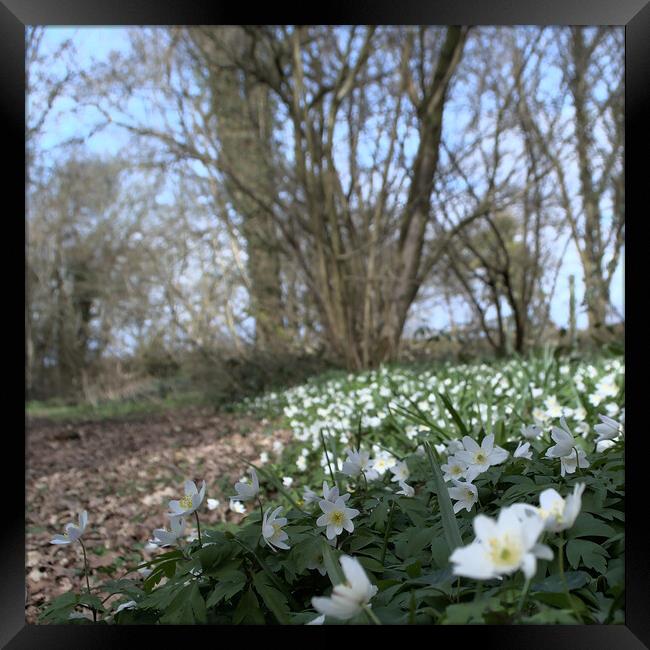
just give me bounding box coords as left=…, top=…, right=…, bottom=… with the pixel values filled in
left=514, top=27, right=624, bottom=338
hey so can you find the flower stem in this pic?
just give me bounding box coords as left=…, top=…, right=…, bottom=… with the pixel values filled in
left=194, top=511, right=202, bottom=546
left=573, top=446, right=581, bottom=475
left=380, top=499, right=396, bottom=566
left=516, top=577, right=531, bottom=619
left=364, top=605, right=382, bottom=625
left=79, top=540, right=97, bottom=622
left=361, top=469, right=369, bottom=494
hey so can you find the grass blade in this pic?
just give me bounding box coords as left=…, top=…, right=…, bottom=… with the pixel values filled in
left=423, top=441, right=463, bottom=554
left=437, top=391, right=470, bottom=437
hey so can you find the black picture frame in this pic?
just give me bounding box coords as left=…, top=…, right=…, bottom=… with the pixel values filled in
left=7, top=1, right=648, bottom=647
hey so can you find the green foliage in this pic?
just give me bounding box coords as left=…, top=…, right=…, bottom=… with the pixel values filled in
left=40, top=353, right=624, bottom=625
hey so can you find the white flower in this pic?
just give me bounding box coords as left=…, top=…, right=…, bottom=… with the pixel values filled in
left=449, top=506, right=551, bottom=580
left=316, top=497, right=360, bottom=540
left=341, top=448, right=378, bottom=481
left=605, top=403, right=620, bottom=417
left=207, top=498, right=220, bottom=511
left=559, top=448, right=590, bottom=477
left=545, top=418, right=578, bottom=458
left=282, top=476, right=294, bottom=488
left=230, top=469, right=260, bottom=502
left=514, top=441, right=532, bottom=460
left=370, top=451, right=396, bottom=475
left=573, top=406, right=587, bottom=422
left=303, top=486, right=320, bottom=505
left=595, top=375, right=618, bottom=398
left=50, top=511, right=88, bottom=545
left=389, top=460, right=410, bottom=483
left=520, top=424, right=542, bottom=440
left=272, top=440, right=285, bottom=454
left=262, top=506, right=290, bottom=552
left=322, top=480, right=350, bottom=504
left=137, top=567, right=153, bottom=578
left=596, top=439, right=616, bottom=453
left=396, top=481, right=414, bottom=497
left=312, top=555, right=378, bottom=621
left=544, top=396, right=564, bottom=419
left=114, top=600, right=137, bottom=614
left=152, top=516, right=186, bottom=547
left=455, top=434, right=509, bottom=482
left=594, top=414, right=623, bottom=443
left=259, top=451, right=269, bottom=464
left=296, top=456, right=308, bottom=472
left=306, top=613, right=326, bottom=625
left=588, top=392, right=604, bottom=407
left=168, top=480, right=206, bottom=517
left=441, top=457, right=469, bottom=482
left=229, top=500, right=246, bottom=514
left=448, top=479, right=478, bottom=513
left=537, top=483, right=586, bottom=533
left=532, top=407, right=549, bottom=424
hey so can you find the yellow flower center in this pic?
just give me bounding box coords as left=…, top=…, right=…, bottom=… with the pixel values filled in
left=452, top=466, right=463, bottom=475
left=475, top=452, right=487, bottom=464
left=272, top=523, right=282, bottom=535
left=540, top=504, right=563, bottom=522
left=487, top=535, right=523, bottom=568
left=179, top=495, right=193, bottom=509
left=330, top=511, right=344, bottom=526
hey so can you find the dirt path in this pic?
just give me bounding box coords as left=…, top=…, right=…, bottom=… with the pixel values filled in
left=26, top=407, right=290, bottom=623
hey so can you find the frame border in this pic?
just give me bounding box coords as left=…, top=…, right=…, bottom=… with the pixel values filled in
left=8, top=1, right=648, bottom=647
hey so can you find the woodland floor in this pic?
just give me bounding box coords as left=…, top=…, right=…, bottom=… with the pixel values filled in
left=25, top=407, right=290, bottom=623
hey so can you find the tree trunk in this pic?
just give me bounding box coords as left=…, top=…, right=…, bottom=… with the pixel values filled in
left=198, top=29, right=287, bottom=351
left=376, top=26, right=467, bottom=363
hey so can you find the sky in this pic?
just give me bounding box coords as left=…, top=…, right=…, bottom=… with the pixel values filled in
left=29, top=27, right=624, bottom=342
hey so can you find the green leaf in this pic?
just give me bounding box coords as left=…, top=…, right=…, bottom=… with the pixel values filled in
left=38, top=591, right=79, bottom=622
left=424, top=441, right=463, bottom=554
left=205, top=570, right=247, bottom=608
left=99, top=579, right=144, bottom=600
left=159, top=582, right=207, bottom=624
left=196, top=541, right=237, bottom=571
left=441, top=598, right=498, bottom=624
left=321, top=538, right=346, bottom=585
left=567, top=513, right=617, bottom=539
left=533, top=591, right=588, bottom=614
left=566, top=539, right=609, bottom=574
left=368, top=498, right=390, bottom=531
left=77, top=593, right=105, bottom=612
left=252, top=572, right=291, bottom=624
left=356, top=555, right=386, bottom=573
left=531, top=571, right=591, bottom=593
left=233, top=588, right=265, bottom=625
left=143, top=556, right=180, bottom=592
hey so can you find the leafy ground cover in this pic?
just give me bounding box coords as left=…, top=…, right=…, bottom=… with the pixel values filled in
left=32, top=352, right=624, bottom=625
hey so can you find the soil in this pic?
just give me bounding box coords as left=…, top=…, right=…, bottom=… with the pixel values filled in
left=25, top=407, right=290, bottom=623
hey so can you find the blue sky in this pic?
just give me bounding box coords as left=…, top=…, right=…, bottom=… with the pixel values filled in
left=30, top=27, right=624, bottom=338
